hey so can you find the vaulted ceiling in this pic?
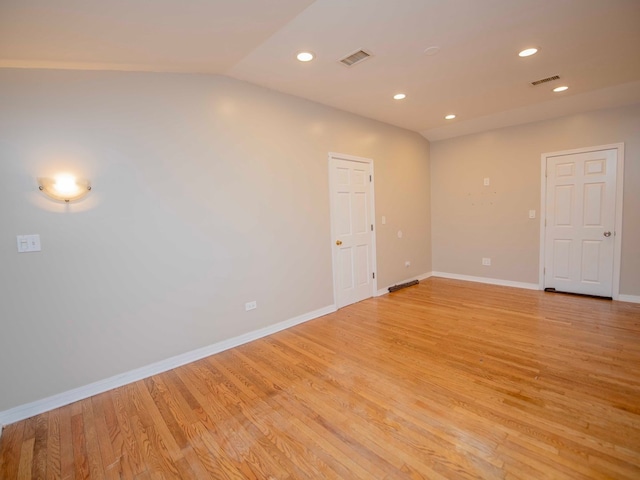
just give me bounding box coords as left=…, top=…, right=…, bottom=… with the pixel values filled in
left=2, top=0, right=639, bottom=140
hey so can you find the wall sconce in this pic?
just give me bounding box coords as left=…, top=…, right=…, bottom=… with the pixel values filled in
left=38, top=175, right=92, bottom=203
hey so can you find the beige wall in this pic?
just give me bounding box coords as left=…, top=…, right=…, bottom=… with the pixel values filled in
left=0, top=69, right=431, bottom=412
left=431, top=103, right=640, bottom=295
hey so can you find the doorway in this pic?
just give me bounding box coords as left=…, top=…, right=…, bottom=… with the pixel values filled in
left=328, top=153, right=377, bottom=308
left=539, top=144, right=624, bottom=298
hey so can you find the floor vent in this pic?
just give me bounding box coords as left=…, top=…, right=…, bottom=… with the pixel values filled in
left=339, top=49, right=372, bottom=67
left=531, top=75, right=560, bottom=86
left=388, top=280, right=419, bottom=292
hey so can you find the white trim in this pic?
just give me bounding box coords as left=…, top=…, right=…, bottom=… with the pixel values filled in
left=328, top=152, right=377, bottom=308
left=539, top=143, right=625, bottom=299
left=539, top=154, right=547, bottom=290
left=612, top=144, right=625, bottom=300
left=369, top=162, right=378, bottom=298
left=618, top=294, right=640, bottom=304
left=0, top=304, right=336, bottom=428
left=376, top=272, right=433, bottom=296
left=432, top=272, right=539, bottom=291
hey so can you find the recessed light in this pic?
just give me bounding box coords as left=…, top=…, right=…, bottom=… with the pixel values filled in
left=393, top=93, right=406, bottom=100
left=518, top=48, right=538, bottom=57
left=445, top=114, right=456, bottom=120
left=553, top=85, right=569, bottom=92
left=296, top=51, right=314, bottom=62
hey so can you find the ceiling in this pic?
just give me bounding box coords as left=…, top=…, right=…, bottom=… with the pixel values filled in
left=1, top=0, right=639, bottom=141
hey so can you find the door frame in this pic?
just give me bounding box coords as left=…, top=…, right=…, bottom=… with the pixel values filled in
left=538, top=143, right=625, bottom=299
left=328, top=152, right=378, bottom=308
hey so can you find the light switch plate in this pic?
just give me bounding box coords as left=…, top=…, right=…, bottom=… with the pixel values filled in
left=17, top=234, right=41, bottom=253
left=529, top=210, right=536, bottom=219
left=483, top=177, right=490, bottom=186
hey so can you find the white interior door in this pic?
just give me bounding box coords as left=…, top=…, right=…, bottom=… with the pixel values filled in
left=544, top=149, right=618, bottom=297
left=329, top=154, right=376, bottom=308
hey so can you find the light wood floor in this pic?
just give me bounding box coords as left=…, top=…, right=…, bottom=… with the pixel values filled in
left=1, top=278, right=640, bottom=479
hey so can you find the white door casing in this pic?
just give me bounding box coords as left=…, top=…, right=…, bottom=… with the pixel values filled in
left=329, top=153, right=376, bottom=308
left=540, top=144, right=624, bottom=298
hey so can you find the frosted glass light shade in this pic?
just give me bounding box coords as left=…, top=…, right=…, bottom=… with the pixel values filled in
left=38, top=176, right=91, bottom=202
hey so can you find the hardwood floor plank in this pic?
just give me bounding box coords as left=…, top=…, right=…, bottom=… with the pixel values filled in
left=70, top=410, right=90, bottom=479
left=233, top=343, right=491, bottom=479
left=16, top=437, right=34, bottom=479
left=143, top=377, right=189, bottom=450
left=45, top=409, right=62, bottom=480
left=0, top=422, right=25, bottom=479
left=198, top=358, right=382, bottom=478
left=90, top=394, right=121, bottom=480
left=1, top=278, right=639, bottom=479
left=123, top=384, right=181, bottom=479
left=58, top=405, right=75, bottom=480
left=22, top=416, right=36, bottom=444
left=179, top=446, right=212, bottom=480
left=142, top=376, right=242, bottom=479
left=100, top=390, right=136, bottom=479
left=111, top=387, right=147, bottom=477
left=214, top=350, right=429, bottom=479
left=80, top=397, right=107, bottom=479
left=31, top=412, right=48, bottom=479
left=266, top=332, right=508, bottom=471
left=188, top=357, right=376, bottom=479
left=134, top=380, right=184, bottom=464
left=187, top=423, right=247, bottom=480
left=171, top=366, right=295, bottom=480
left=181, top=365, right=337, bottom=479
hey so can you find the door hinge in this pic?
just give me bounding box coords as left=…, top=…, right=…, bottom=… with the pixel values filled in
left=544, top=267, right=546, bottom=274
left=369, top=175, right=372, bottom=182
left=372, top=272, right=375, bottom=279
left=371, top=224, right=373, bottom=231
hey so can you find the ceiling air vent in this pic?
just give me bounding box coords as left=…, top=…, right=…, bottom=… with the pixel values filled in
left=531, top=75, right=560, bottom=86
left=339, top=49, right=372, bottom=67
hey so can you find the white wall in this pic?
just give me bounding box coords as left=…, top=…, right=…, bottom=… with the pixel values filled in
left=0, top=69, right=431, bottom=413
left=431, top=103, right=640, bottom=295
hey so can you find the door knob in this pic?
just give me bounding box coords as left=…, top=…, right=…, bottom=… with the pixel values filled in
left=603, top=231, right=612, bottom=237
left=336, top=240, right=342, bottom=245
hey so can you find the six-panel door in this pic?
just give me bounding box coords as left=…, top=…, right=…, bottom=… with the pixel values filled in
left=330, top=156, right=374, bottom=308
left=544, top=149, right=617, bottom=296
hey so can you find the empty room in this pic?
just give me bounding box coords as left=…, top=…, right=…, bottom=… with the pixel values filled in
left=1, top=0, right=639, bottom=478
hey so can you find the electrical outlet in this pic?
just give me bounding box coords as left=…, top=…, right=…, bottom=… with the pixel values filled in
left=245, top=301, right=257, bottom=311
left=482, top=258, right=491, bottom=266
left=405, top=261, right=411, bottom=268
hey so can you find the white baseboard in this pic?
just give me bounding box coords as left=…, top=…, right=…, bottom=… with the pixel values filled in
left=376, top=272, right=433, bottom=296
left=430, top=273, right=638, bottom=302
left=618, top=294, right=640, bottom=304
left=0, top=304, right=336, bottom=429
left=431, top=272, right=540, bottom=291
